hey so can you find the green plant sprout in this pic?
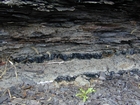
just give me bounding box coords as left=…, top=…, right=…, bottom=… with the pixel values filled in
left=76, top=88, right=96, bottom=102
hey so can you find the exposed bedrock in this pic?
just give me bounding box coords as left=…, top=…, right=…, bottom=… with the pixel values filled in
left=0, top=0, right=140, bottom=63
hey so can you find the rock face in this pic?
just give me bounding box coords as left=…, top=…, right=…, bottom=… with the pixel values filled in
left=0, top=0, right=140, bottom=62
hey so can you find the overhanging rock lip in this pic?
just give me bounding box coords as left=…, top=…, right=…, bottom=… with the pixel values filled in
left=0, top=0, right=135, bottom=6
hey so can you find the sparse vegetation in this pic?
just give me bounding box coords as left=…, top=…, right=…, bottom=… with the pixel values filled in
left=76, top=87, right=96, bottom=102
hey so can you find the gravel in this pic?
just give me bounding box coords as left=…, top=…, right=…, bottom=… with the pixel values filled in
left=0, top=69, right=140, bottom=105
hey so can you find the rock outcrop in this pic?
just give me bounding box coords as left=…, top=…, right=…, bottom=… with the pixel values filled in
left=0, top=0, right=140, bottom=63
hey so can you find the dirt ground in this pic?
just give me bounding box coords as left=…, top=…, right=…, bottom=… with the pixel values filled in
left=0, top=54, right=140, bottom=105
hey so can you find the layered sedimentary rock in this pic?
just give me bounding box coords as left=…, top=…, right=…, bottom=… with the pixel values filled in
left=0, top=0, right=140, bottom=63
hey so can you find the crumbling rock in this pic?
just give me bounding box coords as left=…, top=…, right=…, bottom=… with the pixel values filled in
left=0, top=0, right=140, bottom=63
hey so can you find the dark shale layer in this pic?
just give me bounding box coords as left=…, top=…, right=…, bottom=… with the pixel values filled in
left=54, top=69, right=140, bottom=82
left=0, top=0, right=140, bottom=63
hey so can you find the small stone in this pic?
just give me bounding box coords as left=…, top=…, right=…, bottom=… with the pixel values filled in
left=26, top=100, right=41, bottom=105
left=135, top=100, right=140, bottom=105
left=113, top=73, right=121, bottom=78
left=0, top=95, right=9, bottom=104
left=21, top=77, right=36, bottom=86
left=10, top=98, right=24, bottom=104
left=37, top=85, right=44, bottom=92
left=78, top=101, right=85, bottom=105
left=54, top=82, right=60, bottom=88
left=75, top=75, right=90, bottom=87
left=58, top=99, right=65, bottom=105
left=134, top=74, right=139, bottom=80
left=99, top=72, right=106, bottom=80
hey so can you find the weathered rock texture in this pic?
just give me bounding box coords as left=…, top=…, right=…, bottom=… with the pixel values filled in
left=0, top=0, right=140, bottom=62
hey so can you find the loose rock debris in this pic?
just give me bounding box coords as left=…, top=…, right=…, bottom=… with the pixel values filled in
left=0, top=69, right=140, bottom=105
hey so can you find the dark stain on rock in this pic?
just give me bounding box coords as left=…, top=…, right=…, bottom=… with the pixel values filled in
left=35, top=55, right=44, bottom=63
left=55, top=69, right=140, bottom=82
left=58, top=54, right=69, bottom=61
left=27, top=56, right=35, bottom=63
left=13, top=56, right=27, bottom=63
left=42, top=54, right=50, bottom=61
left=11, top=48, right=139, bottom=63
left=83, top=73, right=99, bottom=78
left=55, top=75, right=76, bottom=82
